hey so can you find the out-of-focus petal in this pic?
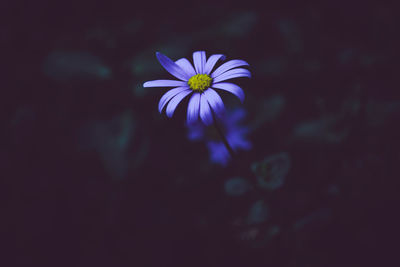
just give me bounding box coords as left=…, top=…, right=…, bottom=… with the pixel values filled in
left=165, top=90, right=192, bottom=118
left=187, top=93, right=201, bottom=124
left=199, top=94, right=213, bottom=125
left=175, top=58, right=196, bottom=77
left=212, top=68, right=251, bottom=83
left=203, top=88, right=225, bottom=117
left=187, top=121, right=205, bottom=141
left=237, top=138, right=252, bottom=150
left=158, top=86, right=190, bottom=113
left=193, top=51, right=206, bottom=74
left=211, top=59, right=249, bottom=78
left=156, top=52, right=190, bottom=81
left=229, top=108, right=247, bottom=122
left=143, top=79, right=187, bottom=87
left=212, top=83, right=245, bottom=102
left=207, top=141, right=230, bottom=166
left=204, top=54, right=226, bottom=75
left=227, top=132, right=252, bottom=150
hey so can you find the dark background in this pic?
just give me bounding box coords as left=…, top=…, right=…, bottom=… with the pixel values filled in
left=3, top=1, right=399, bottom=266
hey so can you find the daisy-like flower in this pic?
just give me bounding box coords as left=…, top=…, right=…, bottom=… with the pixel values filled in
left=143, top=51, right=251, bottom=125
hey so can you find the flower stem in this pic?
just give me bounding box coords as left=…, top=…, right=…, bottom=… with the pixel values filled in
left=212, top=113, right=235, bottom=159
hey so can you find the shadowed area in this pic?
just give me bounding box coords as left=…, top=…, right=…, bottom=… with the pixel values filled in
left=3, top=0, right=399, bottom=266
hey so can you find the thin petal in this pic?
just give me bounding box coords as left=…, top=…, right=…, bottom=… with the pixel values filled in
left=211, top=60, right=249, bottom=78
left=158, top=86, right=190, bottom=113
left=199, top=94, right=213, bottom=125
left=143, top=79, right=187, bottom=88
left=165, top=90, right=192, bottom=118
left=193, top=51, right=206, bottom=74
left=156, top=52, right=190, bottom=81
left=211, top=83, right=245, bottom=102
left=175, top=58, right=196, bottom=77
left=203, top=88, right=225, bottom=117
left=187, top=93, right=201, bottom=124
left=204, top=54, right=226, bottom=75
left=212, top=68, right=251, bottom=83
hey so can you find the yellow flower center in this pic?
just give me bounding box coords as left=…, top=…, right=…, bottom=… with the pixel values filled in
left=187, top=74, right=212, bottom=92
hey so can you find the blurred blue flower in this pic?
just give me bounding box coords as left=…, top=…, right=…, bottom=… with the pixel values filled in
left=187, top=108, right=252, bottom=165
left=143, top=51, right=251, bottom=125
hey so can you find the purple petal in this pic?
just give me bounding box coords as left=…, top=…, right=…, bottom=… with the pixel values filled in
left=156, top=52, right=190, bottom=81
left=204, top=54, right=226, bottom=75
left=226, top=131, right=252, bottom=150
left=158, top=86, right=190, bottom=113
left=203, top=88, right=225, bottom=117
left=143, top=79, right=187, bottom=88
left=233, top=136, right=252, bottom=150
left=229, top=108, right=247, bottom=122
left=207, top=141, right=230, bottom=166
left=211, top=83, right=245, bottom=102
left=175, top=58, right=196, bottom=77
left=193, top=51, right=206, bottom=74
left=199, top=94, right=213, bottom=125
left=212, top=68, right=251, bottom=83
left=211, top=59, right=249, bottom=78
left=165, top=90, right=192, bottom=118
left=187, top=93, right=201, bottom=124
left=187, top=121, right=205, bottom=141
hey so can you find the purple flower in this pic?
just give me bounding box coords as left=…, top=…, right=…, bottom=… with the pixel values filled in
left=187, top=108, right=252, bottom=166
left=143, top=51, right=251, bottom=125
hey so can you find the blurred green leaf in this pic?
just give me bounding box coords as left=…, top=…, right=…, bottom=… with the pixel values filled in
left=224, top=177, right=252, bottom=196
left=219, top=11, right=258, bottom=37
left=78, top=111, right=148, bottom=180
left=252, top=152, right=290, bottom=191
left=247, top=200, right=269, bottom=225
left=43, top=51, right=111, bottom=81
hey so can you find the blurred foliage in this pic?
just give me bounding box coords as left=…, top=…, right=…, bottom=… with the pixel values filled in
left=4, top=1, right=399, bottom=267
left=43, top=51, right=112, bottom=82
left=78, top=111, right=149, bottom=180
left=252, top=152, right=291, bottom=191
left=224, top=177, right=252, bottom=196
left=246, top=200, right=269, bottom=225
